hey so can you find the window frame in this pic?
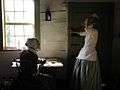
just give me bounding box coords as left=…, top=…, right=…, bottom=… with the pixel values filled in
left=0, top=0, right=40, bottom=51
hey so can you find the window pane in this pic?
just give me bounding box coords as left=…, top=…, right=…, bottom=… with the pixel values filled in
left=15, top=25, right=24, bottom=36
left=6, top=26, right=15, bottom=48
left=5, top=0, right=14, bottom=11
left=15, top=12, right=24, bottom=23
left=7, top=36, right=15, bottom=47
left=24, top=25, right=34, bottom=36
left=6, top=25, right=14, bottom=36
left=15, top=0, right=23, bottom=11
left=24, top=0, right=34, bottom=11
left=5, top=12, right=14, bottom=22
left=24, top=0, right=34, bottom=23
left=24, top=12, right=34, bottom=23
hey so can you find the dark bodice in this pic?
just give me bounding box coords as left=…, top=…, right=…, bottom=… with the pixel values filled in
left=20, top=50, right=38, bottom=76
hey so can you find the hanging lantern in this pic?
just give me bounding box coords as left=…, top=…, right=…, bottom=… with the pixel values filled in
left=45, top=8, right=51, bottom=21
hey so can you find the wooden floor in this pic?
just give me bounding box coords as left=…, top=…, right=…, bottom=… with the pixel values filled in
left=0, top=78, right=118, bottom=90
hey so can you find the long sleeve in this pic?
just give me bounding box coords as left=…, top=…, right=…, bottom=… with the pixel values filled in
left=72, top=32, right=86, bottom=36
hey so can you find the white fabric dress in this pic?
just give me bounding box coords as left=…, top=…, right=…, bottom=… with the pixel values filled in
left=72, top=28, right=102, bottom=90
left=76, top=28, right=98, bottom=61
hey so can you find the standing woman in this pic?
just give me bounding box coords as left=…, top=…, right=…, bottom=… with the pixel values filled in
left=72, top=14, right=102, bottom=90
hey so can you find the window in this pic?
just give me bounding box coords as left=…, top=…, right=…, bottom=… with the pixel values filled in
left=2, top=0, right=36, bottom=50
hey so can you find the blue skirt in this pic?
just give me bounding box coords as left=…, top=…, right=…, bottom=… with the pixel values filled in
left=72, top=59, right=102, bottom=90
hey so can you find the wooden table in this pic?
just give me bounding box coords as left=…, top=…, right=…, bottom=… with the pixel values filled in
left=38, top=61, right=63, bottom=75
left=11, top=58, right=64, bottom=76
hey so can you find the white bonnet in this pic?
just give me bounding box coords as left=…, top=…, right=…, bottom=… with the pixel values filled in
left=25, top=38, right=39, bottom=48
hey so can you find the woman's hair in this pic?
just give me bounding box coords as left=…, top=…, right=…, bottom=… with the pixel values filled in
left=84, top=13, right=99, bottom=28
left=25, top=38, right=39, bottom=48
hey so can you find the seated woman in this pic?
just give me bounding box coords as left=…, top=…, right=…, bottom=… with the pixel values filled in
left=20, top=38, right=40, bottom=80
left=19, top=38, right=54, bottom=90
